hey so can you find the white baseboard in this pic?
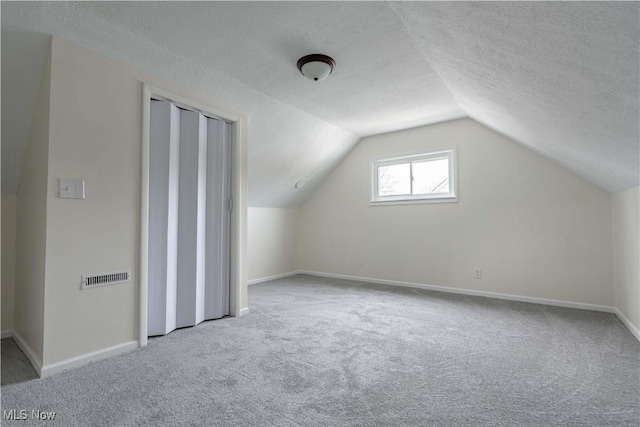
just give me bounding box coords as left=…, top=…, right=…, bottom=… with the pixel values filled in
left=614, top=308, right=640, bottom=341
left=238, top=307, right=250, bottom=317
left=248, top=270, right=302, bottom=285
left=11, top=329, right=43, bottom=376
left=299, top=270, right=640, bottom=342
left=298, top=270, right=616, bottom=313
left=1, top=329, right=13, bottom=339
left=40, top=341, right=138, bottom=378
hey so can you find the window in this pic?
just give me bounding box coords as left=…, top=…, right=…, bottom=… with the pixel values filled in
left=371, top=148, right=457, bottom=205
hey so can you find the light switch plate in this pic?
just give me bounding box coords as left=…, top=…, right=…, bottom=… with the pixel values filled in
left=59, top=178, right=85, bottom=199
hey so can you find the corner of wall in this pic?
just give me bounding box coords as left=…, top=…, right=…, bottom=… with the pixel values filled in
left=612, top=185, right=640, bottom=335
left=1, top=193, right=18, bottom=332
left=247, top=207, right=300, bottom=283
left=13, top=38, right=53, bottom=365
left=37, top=39, right=250, bottom=365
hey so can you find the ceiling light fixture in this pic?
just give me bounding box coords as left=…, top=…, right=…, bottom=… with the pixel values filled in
left=297, top=54, right=335, bottom=82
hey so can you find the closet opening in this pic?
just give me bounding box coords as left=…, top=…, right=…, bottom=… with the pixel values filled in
left=139, top=85, right=247, bottom=345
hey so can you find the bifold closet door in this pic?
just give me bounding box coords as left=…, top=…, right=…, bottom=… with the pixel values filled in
left=205, top=117, right=231, bottom=320
left=148, top=100, right=231, bottom=337
left=148, top=101, right=179, bottom=336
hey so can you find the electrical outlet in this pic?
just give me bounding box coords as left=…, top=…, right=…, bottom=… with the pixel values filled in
left=474, top=268, right=482, bottom=279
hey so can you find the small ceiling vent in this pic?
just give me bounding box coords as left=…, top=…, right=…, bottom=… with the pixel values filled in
left=81, top=270, right=131, bottom=290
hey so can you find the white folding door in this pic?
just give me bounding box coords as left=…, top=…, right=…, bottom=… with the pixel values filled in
left=148, top=100, right=231, bottom=336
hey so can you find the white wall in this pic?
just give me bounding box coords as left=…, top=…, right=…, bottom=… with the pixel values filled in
left=36, top=37, right=247, bottom=366
left=300, top=119, right=613, bottom=306
left=248, top=208, right=299, bottom=282
left=612, top=186, right=639, bottom=333
left=2, top=194, right=17, bottom=332
left=13, top=48, right=52, bottom=365
left=42, top=38, right=141, bottom=364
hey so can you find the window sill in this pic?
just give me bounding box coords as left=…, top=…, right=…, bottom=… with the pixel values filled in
left=369, top=196, right=458, bottom=206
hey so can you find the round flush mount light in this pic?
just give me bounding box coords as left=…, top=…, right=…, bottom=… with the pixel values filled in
left=297, top=54, right=335, bottom=82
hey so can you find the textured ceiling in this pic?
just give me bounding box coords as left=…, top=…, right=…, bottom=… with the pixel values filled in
left=390, top=1, right=639, bottom=193
left=76, top=1, right=464, bottom=136
left=2, top=2, right=638, bottom=207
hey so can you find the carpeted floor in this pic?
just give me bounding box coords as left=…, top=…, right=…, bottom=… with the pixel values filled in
left=2, top=274, right=639, bottom=426
left=1, top=339, right=38, bottom=386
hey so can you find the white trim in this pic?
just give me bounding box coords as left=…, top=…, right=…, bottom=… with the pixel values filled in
left=147, top=85, right=242, bottom=124
left=229, top=110, right=249, bottom=319
left=139, top=85, right=151, bottom=347
left=614, top=308, right=640, bottom=341
left=1, top=329, right=13, bottom=339
left=140, top=83, right=248, bottom=347
left=369, top=197, right=458, bottom=207
left=238, top=307, right=250, bottom=317
left=248, top=271, right=302, bottom=285
left=247, top=271, right=640, bottom=343
left=41, top=341, right=138, bottom=378
left=254, top=270, right=640, bottom=343
left=299, top=270, right=616, bottom=313
left=11, top=330, right=43, bottom=376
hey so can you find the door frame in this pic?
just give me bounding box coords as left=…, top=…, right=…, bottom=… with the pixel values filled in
left=139, top=83, right=248, bottom=347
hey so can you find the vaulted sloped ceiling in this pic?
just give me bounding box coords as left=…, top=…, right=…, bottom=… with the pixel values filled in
left=390, top=1, right=639, bottom=193
left=2, top=2, right=638, bottom=207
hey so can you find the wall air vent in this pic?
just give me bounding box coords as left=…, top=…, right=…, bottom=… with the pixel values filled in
left=81, top=270, right=131, bottom=290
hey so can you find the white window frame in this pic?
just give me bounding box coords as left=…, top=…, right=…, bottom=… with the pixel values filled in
left=370, top=148, right=458, bottom=205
